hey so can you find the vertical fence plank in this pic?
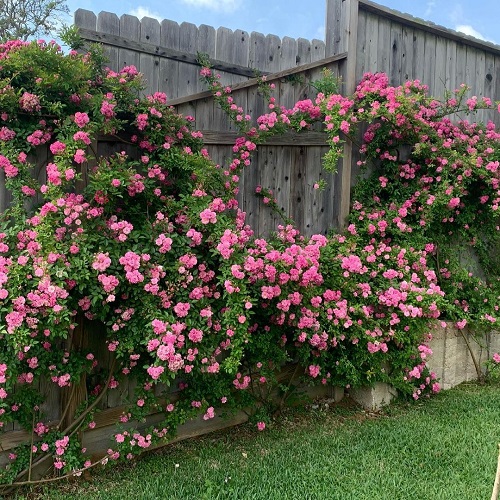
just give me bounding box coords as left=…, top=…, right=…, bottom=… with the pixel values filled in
left=377, top=17, right=391, bottom=80
left=318, top=146, right=336, bottom=234
left=258, top=34, right=282, bottom=236
left=97, top=12, right=120, bottom=71
left=140, top=17, right=161, bottom=96
left=325, top=0, right=339, bottom=55
left=465, top=45, right=477, bottom=90
left=433, top=36, right=447, bottom=97
left=364, top=12, right=379, bottom=75
left=74, top=9, right=96, bottom=31
left=455, top=42, right=467, bottom=91
left=159, top=19, right=180, bottom=100
left=119, top=14, right=141, bottom=70
left=176, top=22, right=199, bottom=120
left=289, top=146, right=306, bottom=231
left=302, top=147, right=321, bottom=235
left=355, top=8, right=367, bottom=78
left=311, top=38, right=326, bottom=63
left=326, top=0, right=359, bottom=229
left=400, top=25, right=414, bottom=81
left=197, top=24, right=217, bottom=94
left=248, top=30, right=269, bottom=120
left=484, top=52, right=496, bottom=116
left=215, top=27, right=236, bottom=87
left=239, top=30, right=269, bottom=235
left=272, top=36, right=299, bottom=233
left=214, top=27, right=250, bottom=131
left=178, top=22, right=200, bottom=97
left=389, top=21, right=403, bottom=84
left=423, top=32, right=436, bottom=95
left=445, top=38, right=457, bottom=95
left=193, top=23, right=217, bottom=131
left=411, top=24, right=425, bottom=82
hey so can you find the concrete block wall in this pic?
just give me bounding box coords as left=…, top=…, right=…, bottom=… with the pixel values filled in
left=351, top=323, right=500, bottom=409
left=427, top=323, right=500, bottom=390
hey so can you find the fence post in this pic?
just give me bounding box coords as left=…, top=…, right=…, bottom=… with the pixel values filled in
left=325, top=0, right=359, bottom=229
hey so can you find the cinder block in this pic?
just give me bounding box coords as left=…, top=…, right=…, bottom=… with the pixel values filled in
left=350, top=383, right=397, bottom=410
left=488, top=330, right=500, bottom=355
left=428, top=324, right=500, bottom=390
left=332, top=385, right=344, bottom=402
left=427, top=324, right=446, bottom=382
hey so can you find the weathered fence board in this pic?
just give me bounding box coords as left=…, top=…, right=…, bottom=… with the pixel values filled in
left=345, top=0, right=500, bottom=127
left=119, top=14, right=141, bottom=70
left=97, top=12, right=120, bottom=73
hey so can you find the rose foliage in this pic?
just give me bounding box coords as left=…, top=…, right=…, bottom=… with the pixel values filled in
left=0, top=41, right=498, bottom=486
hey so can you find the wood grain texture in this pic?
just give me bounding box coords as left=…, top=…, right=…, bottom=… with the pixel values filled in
left=139, top=17, right=161, bottom=96
left=118, top=14, right=140, bottom=71
left=96, top=12, right=120, bottom=71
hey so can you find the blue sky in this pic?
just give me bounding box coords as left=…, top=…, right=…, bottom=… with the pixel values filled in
left=64, top=0, right=500, bottom=45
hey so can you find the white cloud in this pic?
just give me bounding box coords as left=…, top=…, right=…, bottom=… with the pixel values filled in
left=180, top=0, right=241, bottom=12
left=455, top=24, right=486, bottom=41
left=314, top=25, right=325, bottom=42
left=129, top=6, right=163, bottom=22
left=424, top=1, right=435, bottom=18
left=449, top=4, right=463, bottom=26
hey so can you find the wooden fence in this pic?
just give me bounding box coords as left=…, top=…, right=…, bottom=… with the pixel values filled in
left=3, top=0, right=500, bottom=471
left=325, top=0, right=500, bottom=188
left=73, top=0, right=500, bottom=236
left=75, top=8, right=344, bottom=235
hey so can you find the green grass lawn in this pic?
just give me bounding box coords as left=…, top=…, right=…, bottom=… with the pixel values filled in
left=16, top=383, right=500, bottom=500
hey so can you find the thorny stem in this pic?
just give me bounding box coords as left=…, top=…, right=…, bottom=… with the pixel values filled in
left=0, top=453, right=112, bottom=490
left=458, top=328, right=483, bottom=382
left=277, top=363, right=301, bottom=413
left=28, top=412, right=35, bottom=482
left=1, top=359, right=117, bottom=491
left=57, top=382, right=77, bottom=431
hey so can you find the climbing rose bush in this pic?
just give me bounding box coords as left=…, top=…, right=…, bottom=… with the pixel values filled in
left=0, top=40, right=497, bottom=488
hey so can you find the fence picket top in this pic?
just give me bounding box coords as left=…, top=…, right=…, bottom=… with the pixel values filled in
left=179, top=22, right=199, bottom=52
left=177, top=22, right=201, bottom=98
left=311, top=39, right=326, bottom=61
left=96, top=11, right=120, bottom=32
left=249, top=31, right=267, bottom=69
left=74, top=8, right=97, bottom=30
left=120, top=14, right=141, bottom=38
left=215, top=26, right=236, bottom=73
left=161, top=19, right=181, bottom=47
left=140, top=17, right=161, bottom=43
left=233, top=29, right=250, bottom=66
left=264, top=34, right=282, bottom=74
left=198, top=24, right=217, bottom=59
left=296, top=38, right=312, bottom=65
left=159, top=19, right=180, bottom=100
left=118, top=14, right=141, bottom=70
left=95, top=11, right=120, bottom=71
left=138, top=17, right=161, bottom=95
